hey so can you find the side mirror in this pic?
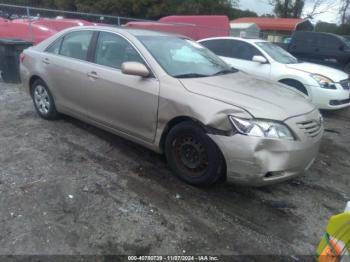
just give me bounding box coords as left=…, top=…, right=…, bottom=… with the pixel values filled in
left=121, top=62, right=150, bottom=77
left=339, top=45, right=345, bottom=51
left=252, top=55, right=267, bottom=64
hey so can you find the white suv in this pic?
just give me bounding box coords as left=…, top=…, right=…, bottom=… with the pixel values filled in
left=199, top=37, right=350, bottom=110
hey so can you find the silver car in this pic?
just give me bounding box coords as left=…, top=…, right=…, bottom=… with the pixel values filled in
left=20, top=26, right=323, bottom=186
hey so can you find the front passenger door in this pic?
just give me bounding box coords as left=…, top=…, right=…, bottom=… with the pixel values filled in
left=224, top=40, right=271, bottom=80
left=86, top=31, right=159, bottom=142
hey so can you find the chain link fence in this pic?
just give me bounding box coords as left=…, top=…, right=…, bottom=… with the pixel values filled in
left=0, top=3, right=231, bottom=44
left=0, top=3, right=149, bottom=24
left=0, top=3, right=152, bottom=43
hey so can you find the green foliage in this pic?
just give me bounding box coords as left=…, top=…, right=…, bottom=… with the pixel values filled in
left=230, top=8, right=258, bottom=19
left=0, top=0, right=259, bottom=20
left=270, top=0, right=304, bottom=18
left=316, top=22, right=350, bottom=35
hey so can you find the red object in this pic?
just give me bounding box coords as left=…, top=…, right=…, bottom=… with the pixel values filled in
left=15, top=18, right=93, bottom=31
left=19, top=53, right=25, bottom=63
left=126, top=15, right=230, bottom=40
left=0, top=18, right=92, bottom=44
left=231, top=17, right=305, bottom=31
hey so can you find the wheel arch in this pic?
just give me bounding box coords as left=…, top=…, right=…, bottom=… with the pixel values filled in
left=159, top=116, right=227, bottom=182
left=29, top=75, right=44, bottom=97
left=159, top=116, right=205, bottom=153
left=278, top=78, right=309, bottom=96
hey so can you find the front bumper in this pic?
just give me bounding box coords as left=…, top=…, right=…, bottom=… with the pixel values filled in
left=209, top=110, right=323, bottom=186
left=309, top=84, right=350, bottom=110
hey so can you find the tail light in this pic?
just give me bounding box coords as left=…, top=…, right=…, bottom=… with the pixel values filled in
left=20, top=53, right=25, bottom=63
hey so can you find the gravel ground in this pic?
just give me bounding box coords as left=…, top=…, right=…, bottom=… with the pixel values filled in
left=0, top=81, right=349, bottom=258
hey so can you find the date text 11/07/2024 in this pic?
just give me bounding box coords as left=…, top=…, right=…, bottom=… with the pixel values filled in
left=127, top=256, right=219, bottom=261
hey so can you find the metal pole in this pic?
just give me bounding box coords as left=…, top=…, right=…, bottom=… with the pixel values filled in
left=26, top=6, right=33, bottom=42
left=118, top=16, right=121, bottom=26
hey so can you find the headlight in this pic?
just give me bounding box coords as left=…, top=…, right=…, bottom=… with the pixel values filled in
left=229, top=116, right=295, bottom=140
left=311, top=74, right=337, bottom=89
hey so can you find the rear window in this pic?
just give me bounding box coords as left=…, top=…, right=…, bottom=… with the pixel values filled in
left=60, top=31, right=93, bottom=61
left=46, top=38, right=62, bottom=55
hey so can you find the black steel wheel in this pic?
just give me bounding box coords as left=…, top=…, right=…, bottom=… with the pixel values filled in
left=165, top=121, right=225, bottom=186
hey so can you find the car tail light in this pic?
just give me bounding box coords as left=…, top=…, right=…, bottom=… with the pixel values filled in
left=20, top=53, right=25, bottom=63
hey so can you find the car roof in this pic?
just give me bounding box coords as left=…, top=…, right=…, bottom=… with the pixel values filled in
left=70, top=25, right=182, bottom=37
left=199, top=36, right=267, bottom=44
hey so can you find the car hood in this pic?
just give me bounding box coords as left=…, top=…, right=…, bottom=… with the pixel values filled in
left=286, top=62, right=348, bottom=82
left=179, top=72, right=315, bottom=121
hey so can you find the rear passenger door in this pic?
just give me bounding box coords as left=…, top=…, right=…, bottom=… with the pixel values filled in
left=43, top=30, right=95, bottom=116
left=86, top=31, right=159, bottom=142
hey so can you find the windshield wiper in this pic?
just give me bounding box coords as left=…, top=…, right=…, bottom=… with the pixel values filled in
left=173, top=73, right=209, bottom=78
left=211, top=68, right=238, bottom=76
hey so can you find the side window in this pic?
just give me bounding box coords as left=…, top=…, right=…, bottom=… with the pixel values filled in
left=60, top=31, right=93, bottom=60
left=94, top=32, right=144, bottom=69
left=318, top=35, right=341, bottom=50
left=230, top=40, right=261, bottom=61
left=200, top=39, right=232, bottom=57
left=46, top=38, right=62, bottom=54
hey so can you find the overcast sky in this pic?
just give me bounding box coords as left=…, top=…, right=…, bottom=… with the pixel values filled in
left=239, top=0, right=341, bottom=23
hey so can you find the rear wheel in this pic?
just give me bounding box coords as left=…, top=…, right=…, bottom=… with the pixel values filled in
left=280, top=79, right=308, bottom=96
left=165, top=121, right=225, bottom=186
left=31, top=79, right=59, bottom=120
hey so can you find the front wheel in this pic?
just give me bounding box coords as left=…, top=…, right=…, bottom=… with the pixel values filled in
left=165, top=121, right=225, bottom=186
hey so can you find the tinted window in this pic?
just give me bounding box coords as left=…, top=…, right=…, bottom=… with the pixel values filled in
left=200, top=39, right=232, bottom=57
left=229, top=40, right=262, bottom=60
left=60, top=31, right=93, bottom=60
left=46, top=38, right=62, bottom=54
left=94, top=32, right=144, bottom=69
left=290, top=32, right=316, bottom=50
left=317, top=35, right=341, bottom=50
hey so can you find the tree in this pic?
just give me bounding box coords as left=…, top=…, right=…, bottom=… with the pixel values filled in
left=339, top=0, right=350, bottom=25
left=303, top=0, right=337, bottom=19
left=268, top=0, right=305, bottom=18
left=229, top=8, right=258, bottom=19
left=2, top=0, right=242, bottom=20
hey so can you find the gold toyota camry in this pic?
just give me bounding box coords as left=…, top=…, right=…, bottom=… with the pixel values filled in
left=20, top=26, right=323, bottom=186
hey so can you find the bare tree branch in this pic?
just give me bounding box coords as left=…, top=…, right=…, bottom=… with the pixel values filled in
left=339, top=0, right=350, bottom=24
left=304, top=0, right=338, bottom=19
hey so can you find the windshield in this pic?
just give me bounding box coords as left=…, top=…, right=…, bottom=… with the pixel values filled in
left=138, top=36, right=235, bottom=78
left=256, top=42, right=298, bottom=64
left=340, top=36, right=350, bottom=48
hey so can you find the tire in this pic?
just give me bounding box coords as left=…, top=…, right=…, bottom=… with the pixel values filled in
left=280, top=79, right=308, bottom=96
left=344, top=62, right=350, bottom=73
left=31, top=79, right=59, bottom=120
left=165, top=121, right=225, bottom=186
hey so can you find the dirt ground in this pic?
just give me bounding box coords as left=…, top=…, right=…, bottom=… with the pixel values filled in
left=0, top=81, right=349, bottom=258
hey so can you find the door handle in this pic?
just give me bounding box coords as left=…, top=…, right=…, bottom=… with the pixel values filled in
left=42, top=58, right=50, bottom=65
left=87, top=71, right=99, bottom=80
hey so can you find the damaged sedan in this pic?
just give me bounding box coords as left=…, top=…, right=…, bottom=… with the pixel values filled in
left=20, top=27, right=323, bottom=186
